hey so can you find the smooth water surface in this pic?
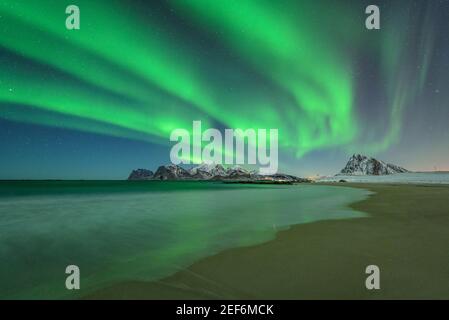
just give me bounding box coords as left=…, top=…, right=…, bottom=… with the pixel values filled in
left=0, top=181, right=371, bottom=298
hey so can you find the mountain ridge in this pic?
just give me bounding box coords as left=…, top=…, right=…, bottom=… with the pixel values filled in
left=338, top=154, right=409, bottom=176
left=128, top=163, right=309, bottom=183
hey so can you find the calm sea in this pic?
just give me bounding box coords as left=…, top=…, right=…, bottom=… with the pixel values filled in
left=0, top=181, right=371, bottom=299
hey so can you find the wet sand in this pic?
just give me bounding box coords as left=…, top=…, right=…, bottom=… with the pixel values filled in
left=87, top=184, right=449, bottom=299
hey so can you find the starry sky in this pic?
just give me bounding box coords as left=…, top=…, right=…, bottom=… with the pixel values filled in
left=0, top=0, right=448, bottom=180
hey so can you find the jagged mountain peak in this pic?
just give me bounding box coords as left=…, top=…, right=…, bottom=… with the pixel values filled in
left=128, top=164, right=309, bottom=182
left=152, top=164, right=191, bottom=180
left=128, top=169, right=153, bottom=180
left=339, top=154, right=409, bottom=176
left=190, top=163, right=226, bottom=176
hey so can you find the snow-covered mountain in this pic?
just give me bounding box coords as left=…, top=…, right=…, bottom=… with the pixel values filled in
left=189, top=163, right=227, bottom=179
left=152, top=164, right=191, bottom=180
left=189, top=164, right=253, bottom=180
left=339, top=154, right=409, bottom=175
left=137, top=163, right=253, bottom=181
left=224, top=165, right=253, bottom=179
left=128, top=163, right=310, bottom=182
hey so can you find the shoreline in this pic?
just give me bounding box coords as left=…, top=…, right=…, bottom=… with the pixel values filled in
left=87, top=183, right=449, bottom=299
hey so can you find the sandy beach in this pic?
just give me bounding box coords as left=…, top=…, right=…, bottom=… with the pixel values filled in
left=88, top=183, right=449, bottom=299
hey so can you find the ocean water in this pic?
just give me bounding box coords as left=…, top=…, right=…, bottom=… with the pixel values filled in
left=0, top=181, right=371, bottom=299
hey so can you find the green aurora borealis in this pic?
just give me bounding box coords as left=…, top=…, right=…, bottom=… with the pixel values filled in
left=0, top=0, right=448, bottom=178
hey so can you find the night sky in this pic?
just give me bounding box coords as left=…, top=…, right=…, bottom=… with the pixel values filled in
left=0, top=0, right=448, bottom=180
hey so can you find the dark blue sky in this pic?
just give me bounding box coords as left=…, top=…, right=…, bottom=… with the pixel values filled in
left=1, top=0, right=448, bottom=179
